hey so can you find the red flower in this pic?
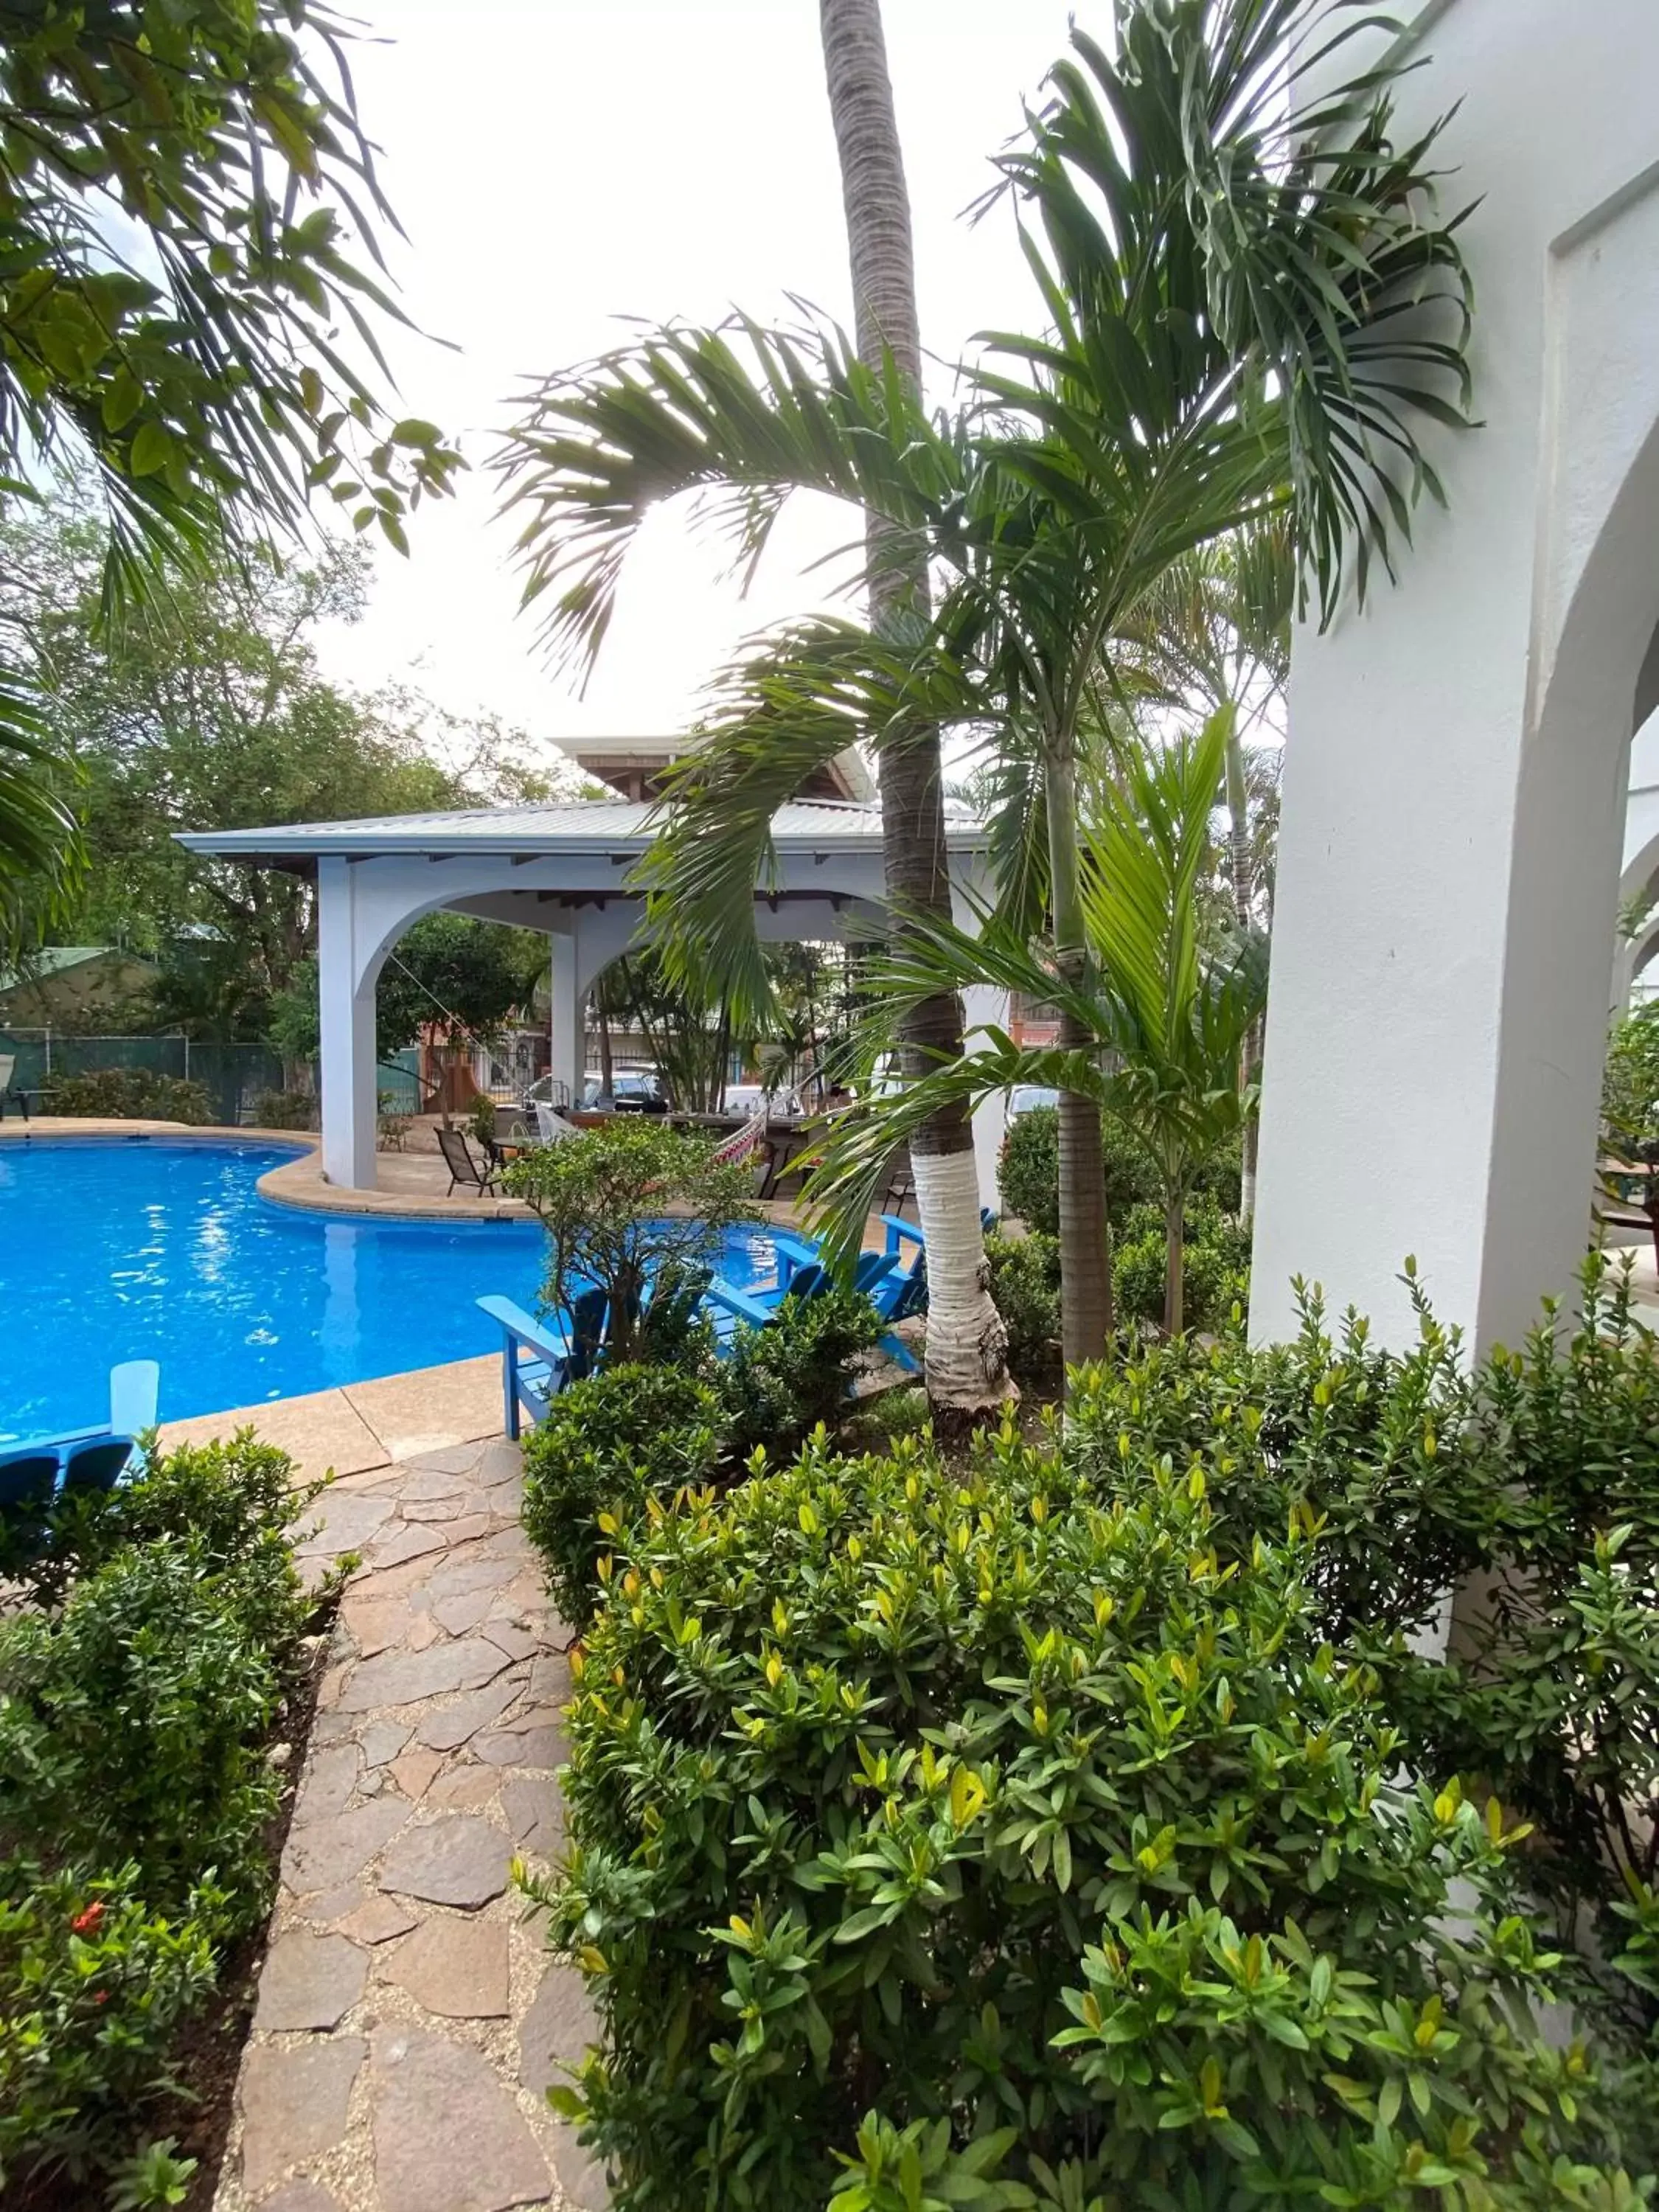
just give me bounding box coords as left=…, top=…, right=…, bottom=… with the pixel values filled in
left=93, top=1990, right=108, bottom=2005
left=71, top=1903, right=105, bottom=1937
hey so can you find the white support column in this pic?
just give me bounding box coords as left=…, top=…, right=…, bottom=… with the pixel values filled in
left=316, top=856, right=380, bottom=1190
left=1252, top=87, right=1659, bottom=1352
left=549, top=930, right=582, bottom=1106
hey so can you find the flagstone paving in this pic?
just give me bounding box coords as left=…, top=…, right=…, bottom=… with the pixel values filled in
left=215, top=1438, right=607, bottom=2212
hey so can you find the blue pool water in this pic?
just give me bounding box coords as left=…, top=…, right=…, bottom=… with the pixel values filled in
left=0, top=1137, right=781, bottom=1440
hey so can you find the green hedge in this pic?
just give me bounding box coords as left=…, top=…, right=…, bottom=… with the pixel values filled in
left=43, top=1067, right=213, bottom=1124
left=521, top=1253, right=1659, bottom=2208
left=0, top=1434, right=325, bottom=2199
left=519, top=1290, right=883, bottom=1624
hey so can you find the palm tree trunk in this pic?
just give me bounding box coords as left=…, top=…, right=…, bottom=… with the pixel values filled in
left=1224, top=720, right=1259, bottom=1228
left=1046, top=739, right=1113, bottom=1364
left=820, top=0, right=1010, bottom=1418
left=1164, top=1189, right=1185, bottom=1335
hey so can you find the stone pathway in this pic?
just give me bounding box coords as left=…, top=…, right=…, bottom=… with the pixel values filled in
left=215, top=1439, right=606, bottom=2212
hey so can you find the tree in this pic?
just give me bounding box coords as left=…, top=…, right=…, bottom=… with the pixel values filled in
left=1127, top=520, right=1294, bottom=1223
left=268, top=913, right=546, bottom=1070
left=502, top=1121, right=759, bottom=1366
left=499, top=0, right=1470, bottom=1373
left=816, top=712, right=1265, bottom=1335
left=818, top=0, right=1013, bottom=1419
left=0, top=509, right=531, bottom=1034
left=0, top=0, right=460, bottom=939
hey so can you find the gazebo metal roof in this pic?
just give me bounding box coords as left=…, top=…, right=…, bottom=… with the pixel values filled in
left=178, top=796, right=987, bottom=872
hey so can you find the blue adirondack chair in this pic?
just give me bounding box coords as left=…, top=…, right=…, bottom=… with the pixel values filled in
left=700, top=1244, right=908, bottom=1367
left=478, top=1286, right=608, bottom=1439
left=0, top=1359, right=160, bottom=1528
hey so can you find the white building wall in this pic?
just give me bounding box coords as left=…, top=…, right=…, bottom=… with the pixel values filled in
left=1252, top=0, right=1659, bottom=1350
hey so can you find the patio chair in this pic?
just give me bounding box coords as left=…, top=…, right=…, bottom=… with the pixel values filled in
left=60, top=1435, right=140, bottom=1493
left=478, top=1286, right=608, bottom=1439
left=700, top=1245, right=900, bottom=1361
left=436, top=1124, right=499, bottom=1197
left=0, top=1051, right=27, bottom=1121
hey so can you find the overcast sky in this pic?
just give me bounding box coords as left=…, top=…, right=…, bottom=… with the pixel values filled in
left=310, top=0, right=1081, bottom=760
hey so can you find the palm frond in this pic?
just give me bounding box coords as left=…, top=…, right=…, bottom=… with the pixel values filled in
left=495, top=319, right=966, bottom=685
left=633, top=616, right=989, bottom=1029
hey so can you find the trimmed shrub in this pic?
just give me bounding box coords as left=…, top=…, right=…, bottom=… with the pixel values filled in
left=43, top=1068, right=213, bottom=1124
left=0, top=1860, right=218, bottom=2191
left=0, top=1433, right=322, bottom=2198
left=998, top=1104, right=1242, bottom=1242
left=0, top=1541, right=286, bottom=1936
left=1110, top=1195, right=1251, bottom=1334
left=532, top=1428, right=1635, bottom=2209
left=719, top=1286, right=883, bottom=1459
left=521, top=1364, right=724, bottom=1624
left=985, top=1230, right=1060, bottom=1382
left=250, top=1087, right=315, bottom=1130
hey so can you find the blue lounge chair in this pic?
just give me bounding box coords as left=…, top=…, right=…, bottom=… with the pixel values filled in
left=699, top=1245, right=912, bottom=1368
left=479, top=1287, right=608, bottom=1439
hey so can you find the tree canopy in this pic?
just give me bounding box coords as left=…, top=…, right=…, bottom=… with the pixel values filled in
left=2, top=497, right=567, bottom=1038
left=0, top=0, right=461, bottom=943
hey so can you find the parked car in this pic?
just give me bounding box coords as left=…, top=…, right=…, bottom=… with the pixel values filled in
left=1006, top=1084, right=1060, bottom=1119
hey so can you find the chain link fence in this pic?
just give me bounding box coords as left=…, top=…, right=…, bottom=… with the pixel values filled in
left=1, top=1031, right=284, bottom=1126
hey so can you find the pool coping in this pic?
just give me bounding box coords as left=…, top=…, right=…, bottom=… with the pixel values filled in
left=157, top=1354, right=505, bottom=1489
left=0, top=1119, right=539, bottom=1223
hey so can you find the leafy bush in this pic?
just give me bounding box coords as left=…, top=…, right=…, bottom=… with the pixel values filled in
left=985, top=1230, right=1060, bottom=1381
left=43, top=1068, right=214, bottom=1124
left=0, top=1860, right=218, bottom=2193
left=7, top=1431, right=322, bottom=1632
left=250, top=1086, right=315, bottom=1130
left=998, top=1104, right=1239, bottom=1241
left=521, top=1365, right=724, bottom=1624
left=0, top=1542, right=285, bottom=1935
left=532, top=1428, right=1635, bottom=2210
left=720, top=1286, right=883, bottom=1459
left=0, top=1435, right=321, bottom=2200
left=1110, top=1194, right=1251, bottom=1334
left=503, top=1120, right=759, bottom=1363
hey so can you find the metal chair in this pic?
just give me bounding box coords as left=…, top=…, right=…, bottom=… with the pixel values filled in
left=436, top=1124, right=498, bottom=1196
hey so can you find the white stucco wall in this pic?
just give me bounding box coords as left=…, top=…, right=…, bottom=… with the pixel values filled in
left=1252, top=0, right=1659, bottom=1350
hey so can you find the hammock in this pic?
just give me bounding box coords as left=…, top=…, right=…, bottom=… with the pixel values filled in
left=709, top=1103, right=771, bottom=1169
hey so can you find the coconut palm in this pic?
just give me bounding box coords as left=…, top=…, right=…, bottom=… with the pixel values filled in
left=497, top=0, right=1471, bottom=1368
left=817, top=0, right=1011, bottom=1413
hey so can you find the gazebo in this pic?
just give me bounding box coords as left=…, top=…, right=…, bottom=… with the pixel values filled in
left=180, top=746, right=1006, bottom=1202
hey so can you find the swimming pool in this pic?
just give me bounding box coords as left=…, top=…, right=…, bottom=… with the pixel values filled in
left=0, top=1137, right=782, bottom=1441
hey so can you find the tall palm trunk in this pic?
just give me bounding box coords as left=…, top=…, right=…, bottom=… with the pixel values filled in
left=1045, top=737, right=1113, bottom=1363
left=819, top=0, right=1010, bottom=1416
left=1224, top=720, right=1259, bottom=1226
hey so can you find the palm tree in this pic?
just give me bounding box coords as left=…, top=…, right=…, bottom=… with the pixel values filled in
left=813, top=709, right=1265, bottom=1335
left=498, top=0, right=1471, bottom=1371
left=1127, top=521, right=1295, bottom=1222
left=817, top=0, right=1012, bottom=1417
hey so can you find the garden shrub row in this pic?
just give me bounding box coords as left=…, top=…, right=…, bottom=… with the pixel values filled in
left=995, top=1110, right=1250, bottom=1373
left=41, top=1067, right=213, bottom=1125
left=0, top=1436, right=329, bottom=2205
left=521, top=1251, right=1659, bottom=2208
